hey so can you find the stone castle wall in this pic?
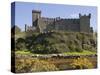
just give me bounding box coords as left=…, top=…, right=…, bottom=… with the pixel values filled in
left=25, top=10, right=93, bottom=33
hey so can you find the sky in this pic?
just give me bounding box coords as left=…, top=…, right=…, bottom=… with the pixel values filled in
left=12, top=2, right=97, bottom=31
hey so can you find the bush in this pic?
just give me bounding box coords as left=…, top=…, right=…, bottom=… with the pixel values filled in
left=76, top=33, right=83, bottom=41
left=15, top=32, right=97, bottom=54
left=32, top=44, right=46, bottom=54
left=83, top=44, right=94, bottom=51
left=15, top=38, right=26, bottom=50
left=15, top=58, right=58, bottom=73
left=68, top=44, right=76, bottom=52
left=70, top=57, right=94, bottom=69
left=32, top=44, right=59, bottom=54
left=75, top=46, right=83, bottom=52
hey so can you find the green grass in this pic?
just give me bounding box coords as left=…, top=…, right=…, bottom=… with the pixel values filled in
left=15, top=50, right=41, bottom=55
left=16, top=50, right=96, bottom=56
left=15, top=32, right=26, bottom=40
left=15, top=50, right=32, bottom=55
left=63, top=50, right=97, bottom=56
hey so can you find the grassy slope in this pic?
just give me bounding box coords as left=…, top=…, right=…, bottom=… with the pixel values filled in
left=15, top=31, right=97, bottom=55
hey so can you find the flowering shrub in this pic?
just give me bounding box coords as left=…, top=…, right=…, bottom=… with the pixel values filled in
left=70, top=57, right=94, bottom=69
left=15, top=58, right=58, bottom=73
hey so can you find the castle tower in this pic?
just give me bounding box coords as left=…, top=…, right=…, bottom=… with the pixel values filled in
left=25, top=24, right=27, bottom=32
left=79, top=13, right=91, bottom=33
left=32, top=10, right=41, bottom=27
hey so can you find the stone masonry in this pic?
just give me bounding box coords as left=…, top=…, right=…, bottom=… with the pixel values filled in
left=25, top=10, right=93, bottom=33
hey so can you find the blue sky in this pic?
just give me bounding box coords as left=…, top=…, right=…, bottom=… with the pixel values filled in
left=13, top=2, right=97, bottom=31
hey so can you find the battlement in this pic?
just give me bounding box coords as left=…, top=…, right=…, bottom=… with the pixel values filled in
left=30, top=10, right=93, bottom=33
left=41, top=17, right=55, bottom=20
left=79, top=13, right=91, bottom=18
left=32, top=10, right=41, bottom=13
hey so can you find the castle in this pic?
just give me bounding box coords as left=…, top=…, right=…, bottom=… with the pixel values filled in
left=25, top=10, right=93, bottom=33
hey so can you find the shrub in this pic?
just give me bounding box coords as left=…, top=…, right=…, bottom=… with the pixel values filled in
left=15, top=32, right=96, bottom=53
left=68, top=44, right=76, bottom=52
left=83, top=44, right=94, bottom=51
left=15, top=58, right=58, bottom=73
left=90, top=38, right=97, bottom=48
left=82, top=36, right=90, bottom=44
left=75, top=46, right=83, bottom=52
left=70, top=57, right=94, bottom=69
left=76, top=33, right=83, bottom=41
left=32, top=44, right=46, bottom=54
left=15, top=38, right=26, bottom=50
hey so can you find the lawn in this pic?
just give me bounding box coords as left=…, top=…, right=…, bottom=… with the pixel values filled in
left=15, top=50, right=97, bottom=56
left=63, top=50, right=97, bottom=56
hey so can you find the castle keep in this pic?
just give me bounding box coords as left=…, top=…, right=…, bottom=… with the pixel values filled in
left=25, top=10, right=93, bottom=33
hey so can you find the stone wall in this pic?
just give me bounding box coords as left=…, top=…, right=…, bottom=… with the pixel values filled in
left=31, top=10, right=92, bottom=33
left=79, top=14, right=91, bottom=33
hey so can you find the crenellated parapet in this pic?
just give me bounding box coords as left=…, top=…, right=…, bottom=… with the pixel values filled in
left=25, top=9, right=93, bottom=33
left=79, top=13, right=91, bottom=19
left=79, top=13, right=91, bottom=33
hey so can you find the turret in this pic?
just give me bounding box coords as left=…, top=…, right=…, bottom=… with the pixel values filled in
left=89, top=13, right=91, bottom=18
left=25, top=24, right=27, bottom=32
left=79, top=13, right=81, bottom=17
left=32, top=10, right=41, bottom=27
left=79, top=13, right=91, bottom=33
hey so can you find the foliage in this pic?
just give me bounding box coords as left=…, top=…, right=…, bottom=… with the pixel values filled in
left=70, top=57, right=94, bottom=69
left=83, top=44, right=95, bottom=52
left=15, top=58, right=58, bottom=73
left=15, top=50, right=32, bottom=55
left=75, top=46, right=83, bottom=52
left=68, top=44, right=76, bottom=52
left=15, top=31, right=97, bottom=54
left=64, top=50, right=96, bottom=55
left=15, top=38, right=26, bottom=50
